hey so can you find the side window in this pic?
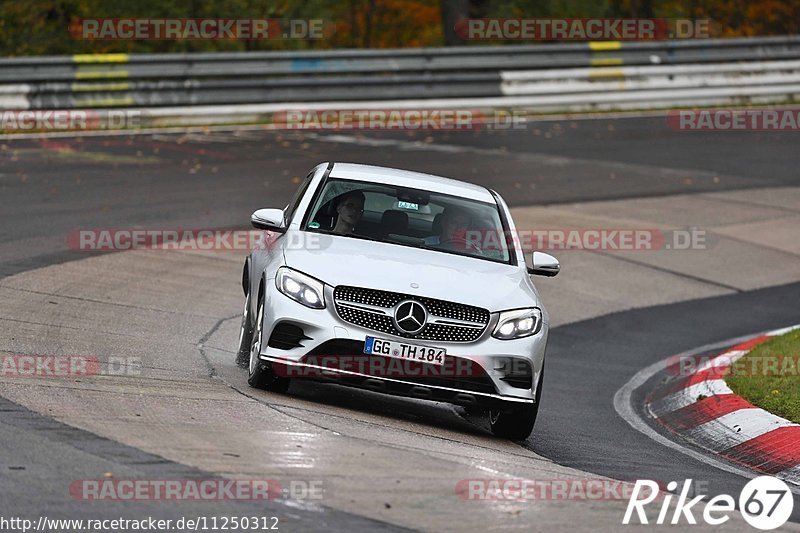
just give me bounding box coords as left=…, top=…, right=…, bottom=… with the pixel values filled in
left=284, top=172, right=314, bottom=226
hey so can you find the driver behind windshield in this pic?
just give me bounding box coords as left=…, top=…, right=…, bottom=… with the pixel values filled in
left=424, top=205, right=471, bottom=247
left=332, top=190, right=365, bottom=235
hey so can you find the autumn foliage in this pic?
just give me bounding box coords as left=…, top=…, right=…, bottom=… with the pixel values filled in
left=0, top=0, right=796, bottom=56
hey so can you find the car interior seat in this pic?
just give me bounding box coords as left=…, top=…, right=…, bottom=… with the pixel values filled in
left=380, top=210, right=408, bottom=239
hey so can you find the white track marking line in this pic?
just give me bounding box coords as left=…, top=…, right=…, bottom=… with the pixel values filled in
left=613, top=330, right=800, bottom=492
left=768, top=325, right=800, bottom=336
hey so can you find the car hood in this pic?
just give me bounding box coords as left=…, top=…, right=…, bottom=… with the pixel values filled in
left=282, top=233, right=538, bottom=312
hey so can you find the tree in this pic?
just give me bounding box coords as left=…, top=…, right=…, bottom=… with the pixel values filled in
left=441, top=0, right=468, bottom=45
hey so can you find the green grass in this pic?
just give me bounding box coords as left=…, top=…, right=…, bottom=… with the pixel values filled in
left=726, top=328, right=800, bottom=424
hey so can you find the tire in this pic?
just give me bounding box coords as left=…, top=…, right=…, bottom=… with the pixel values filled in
left=235, top=291, right=253, bottom=368
left=489, top=366, right=544, bottom=440
left=247, top=292, right=291, bottom=393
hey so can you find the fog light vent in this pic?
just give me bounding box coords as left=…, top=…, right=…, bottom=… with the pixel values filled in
left=497, top=358, right=533, bottom=389
left=268, top=322, right=311, bottom=350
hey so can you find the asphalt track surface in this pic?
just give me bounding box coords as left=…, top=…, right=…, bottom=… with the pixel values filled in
left=3, top=116, right=798, bottom=278
left=531, top=281, right=800, bottom=523
left=1, top=115, right=799, bottom=528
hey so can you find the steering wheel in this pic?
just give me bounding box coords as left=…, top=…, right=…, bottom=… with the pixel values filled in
left=439, top=236, right=483, bottom=255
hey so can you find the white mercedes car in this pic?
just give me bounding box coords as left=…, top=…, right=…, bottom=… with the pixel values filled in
left=236, top=162, right=559, bottom=439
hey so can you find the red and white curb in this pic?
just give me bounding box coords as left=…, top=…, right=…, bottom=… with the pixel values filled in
left=646, top=325, right=800, bottom=486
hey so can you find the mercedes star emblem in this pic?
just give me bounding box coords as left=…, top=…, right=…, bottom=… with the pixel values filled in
left=393, top=300, right=428, bottom=335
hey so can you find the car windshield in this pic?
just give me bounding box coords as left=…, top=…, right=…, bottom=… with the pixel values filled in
left=303, top=178, right=512, bottom=264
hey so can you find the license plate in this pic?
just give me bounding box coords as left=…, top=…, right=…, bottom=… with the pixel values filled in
left=364, top=336, right=446, bottom=366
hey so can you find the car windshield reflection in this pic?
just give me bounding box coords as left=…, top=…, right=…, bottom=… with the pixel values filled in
left=303, top=178, right=512, bottom=264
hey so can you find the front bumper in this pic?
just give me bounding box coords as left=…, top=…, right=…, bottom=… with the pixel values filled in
left=259, top=282, right=548, bottom=406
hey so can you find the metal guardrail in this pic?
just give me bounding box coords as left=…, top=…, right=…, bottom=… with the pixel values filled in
left=0, top=36, right=799, bottom=116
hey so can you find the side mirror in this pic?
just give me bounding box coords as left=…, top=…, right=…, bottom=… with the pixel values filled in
left=529, top=251, right=560, bottom=277
left=251, top=208, right=286, bottom=232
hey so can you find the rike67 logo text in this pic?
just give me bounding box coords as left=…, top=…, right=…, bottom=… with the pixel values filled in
left=624, top=477, right=794, bottom=530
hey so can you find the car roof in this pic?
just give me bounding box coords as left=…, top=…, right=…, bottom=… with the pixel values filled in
left=329, top=162, right=495, bottom=203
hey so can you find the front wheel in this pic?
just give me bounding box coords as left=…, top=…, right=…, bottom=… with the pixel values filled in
left=248, top=292, right=291, bottom=393
left=489, top=366, right=543, bottom=440
left=235, top=291, right=253, bottom=368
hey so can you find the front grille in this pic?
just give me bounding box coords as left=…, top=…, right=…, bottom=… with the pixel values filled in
left=333, top=286, right=490, bottom=342
left=336, top=306, right=396, bottom=336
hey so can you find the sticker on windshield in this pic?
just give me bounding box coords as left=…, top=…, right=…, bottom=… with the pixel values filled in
left=308, top=221, right=320, bottom=228
left=398, top=201, right=419, bottom=210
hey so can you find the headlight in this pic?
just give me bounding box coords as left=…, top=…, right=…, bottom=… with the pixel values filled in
left=276, top=267, right=325, bottom=309
left=492, top=308, right=542, bottom=340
